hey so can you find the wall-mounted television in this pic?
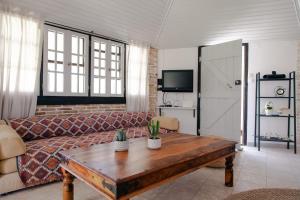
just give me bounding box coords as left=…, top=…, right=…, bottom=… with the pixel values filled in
left=162, top=70, right=193, bottom=92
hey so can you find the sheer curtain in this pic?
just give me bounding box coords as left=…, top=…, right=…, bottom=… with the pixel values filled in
left=0, top=8, right=43, bottom=119
left=126, top=43, right=149, bottom=112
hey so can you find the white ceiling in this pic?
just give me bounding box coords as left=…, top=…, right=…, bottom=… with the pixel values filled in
left=5, top=0, right=300, bottom=49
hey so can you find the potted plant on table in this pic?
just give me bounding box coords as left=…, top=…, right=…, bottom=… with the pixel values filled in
left=147, top=120, right=161, bottom=149
left=114, top=129, right=128, bottom=152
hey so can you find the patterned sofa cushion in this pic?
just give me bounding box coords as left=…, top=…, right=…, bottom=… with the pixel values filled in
left=17, top=127, right=173, bottom=186
left=9, top=112, right=153, bottom=142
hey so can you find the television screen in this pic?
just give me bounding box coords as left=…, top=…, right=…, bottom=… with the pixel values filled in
left=162, top=70, right=193, bottom=92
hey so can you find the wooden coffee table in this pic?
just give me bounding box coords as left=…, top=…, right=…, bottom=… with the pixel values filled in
left=60, top=133, right=236, bottom=200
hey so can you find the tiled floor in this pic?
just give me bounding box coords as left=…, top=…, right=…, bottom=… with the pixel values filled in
left=1, top=145, right=300, bottom=200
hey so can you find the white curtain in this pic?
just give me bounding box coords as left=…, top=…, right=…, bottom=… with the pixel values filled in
left=0, top=8, right=43, bottom=119
left=126, top=43, right=149, bottom=112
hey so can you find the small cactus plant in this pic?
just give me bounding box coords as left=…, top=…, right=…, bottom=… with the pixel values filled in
left=148, top=120, right=160, bottom=140
left=115, top=129, right=127, bottom=141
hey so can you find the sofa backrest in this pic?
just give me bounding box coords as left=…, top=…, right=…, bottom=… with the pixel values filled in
left=8, top=112, right=153, bottom=142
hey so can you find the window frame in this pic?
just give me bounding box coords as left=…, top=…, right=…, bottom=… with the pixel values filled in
left=38, top=23, right=126, bottom=105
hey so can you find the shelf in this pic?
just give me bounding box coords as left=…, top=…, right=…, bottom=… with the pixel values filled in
left=259, top=96, right=294, bottom=99
left=259, top=78, right=292, bottom=81
left=156, top=106, right=196, bottom=110
left=257, top=136, right=294, bottom=143
left=258, top=114, right=294, bottom=118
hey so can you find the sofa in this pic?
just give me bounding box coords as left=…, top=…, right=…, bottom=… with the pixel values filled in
left=0, top=112, right=179, bottom=194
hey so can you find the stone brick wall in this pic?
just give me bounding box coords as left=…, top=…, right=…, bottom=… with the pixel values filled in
left=35, top=47, right=158, bottom=116
left=148, top=47, right=158, bottom=113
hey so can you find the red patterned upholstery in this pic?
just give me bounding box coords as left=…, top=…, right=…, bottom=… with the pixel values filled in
left=17, top=127, right=174, bottom=186
left=7, top=112, right=176, bottom=187
left=9, top=112, right=152, bottom=142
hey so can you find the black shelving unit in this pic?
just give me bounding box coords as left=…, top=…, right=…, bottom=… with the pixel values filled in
left=254, top=71, right=297, bottom=154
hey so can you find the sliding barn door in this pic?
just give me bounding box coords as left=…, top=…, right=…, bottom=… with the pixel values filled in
left=200, top=40, right=242, bottom=142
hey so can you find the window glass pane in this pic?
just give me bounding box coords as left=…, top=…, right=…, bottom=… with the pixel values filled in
left=94, top=51, right=99, bottom=58
left=57, top=52, right=63, bottom=62
left=111, top=54, right=116, bottom=61
left=111, top=70, right=115, bottom=77
left=72, top=36, right=78, bottom=54
left=48, top=72, right=55, bottom=92
left=57, top=73, right=64, bottom=92
left=94, top=77, right=99, bottom=94
left=94, top=68, right=99, bottom=76
left=111, top=79, right=116, bottom=94
left=116, top=62, right=119, bottom=70
left=111, top=61, right=115, bottom=69
left=79, top=75, right=84, bottom=93
left=117, top=71, right=120, bottom=78
left=111, top=45, right=116, bottom=53
left=48, top=51, right=55, bottom=61
left=100, top=78, right=106, bottom=94
left=72, top=55, right=78, bottom=64
left=48, top=62, right=55, bottom=71
left=116, top=46, right=120, bottom=54
left=117, top=55, right=120, bottom=61
left=57, top=33, right=64, bottom=51
left=117, top=80, right=121, bottom=94
left=79, top=66, right=84, bottom=74
left=79, top=38, right=84, bottom=55
left=71, top=74, right=78, bottom=93
left=101, top=59, right=105, bottom=68
left=101, top=43, right=106, bottom=51
left=79, top=56, right=83, bottom=65
left=57, top=64, right=63, bottom=72
left=71, top=65, right=78, bottom=74
left=94, top=42, right=100, bottom=50
left=48, top=31, right=55, bottom=50
left=101, top=69, right=105, bottom=76
left=101, top=52, right=105, bottom=59
left=94, top=59, right=99, bottom=67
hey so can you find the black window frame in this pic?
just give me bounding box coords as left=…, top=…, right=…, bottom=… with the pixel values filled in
left=38, top=22, right=127, bottom=105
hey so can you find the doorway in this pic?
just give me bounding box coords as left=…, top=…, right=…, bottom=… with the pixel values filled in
left=197, top=42, right=249, bottom=145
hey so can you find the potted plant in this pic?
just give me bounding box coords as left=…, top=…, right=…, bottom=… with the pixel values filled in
left=265, top=101, right=273, bottom=115
left=114, top=129, right=128, bottom=151
left=147, top=120, right=161, bottom=149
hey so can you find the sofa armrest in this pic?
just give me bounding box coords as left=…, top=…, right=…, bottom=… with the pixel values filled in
left=0, top=125, right=26, bottom=160
left=152, top=116, right=179, bottom=131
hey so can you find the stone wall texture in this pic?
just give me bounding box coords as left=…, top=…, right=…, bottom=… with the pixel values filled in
left=35, top=47, right=158, bottom=116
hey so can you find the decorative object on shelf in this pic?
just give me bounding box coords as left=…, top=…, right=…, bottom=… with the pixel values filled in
left=114, top=129, right=129, bottom=152
left=147, top=120, right=161, bottom=149
left=274, top=86, right=286, bottom=97
left=264, top=101, right=273, bottom=115
left=263, top=71, right=286, bottom=79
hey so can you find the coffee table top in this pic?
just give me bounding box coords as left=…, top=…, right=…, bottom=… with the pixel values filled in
left=60, top=133, right=236, bottom=183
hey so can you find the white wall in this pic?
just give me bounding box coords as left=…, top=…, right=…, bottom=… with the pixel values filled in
left=157, top=48, right=198, bottom=134
left=247, top=40, right=298, bottom=143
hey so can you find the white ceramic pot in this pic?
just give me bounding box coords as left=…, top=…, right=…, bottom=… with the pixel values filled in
left=147, top=138, right=161, bottom=149
left=114, top=141, right=129, bottom=151
left=265, top=109, right=273, bottom=115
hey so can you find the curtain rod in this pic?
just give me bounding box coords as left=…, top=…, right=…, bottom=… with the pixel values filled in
left=44, top=21, right=128, bottom=45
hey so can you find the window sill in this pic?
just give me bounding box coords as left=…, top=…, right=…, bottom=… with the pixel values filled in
left=37, top=96, right=126, bottom=105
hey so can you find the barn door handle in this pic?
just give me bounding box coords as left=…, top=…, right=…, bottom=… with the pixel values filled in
left=235, top=80, right=241, bottom=85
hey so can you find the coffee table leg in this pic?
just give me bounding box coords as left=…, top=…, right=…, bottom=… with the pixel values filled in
left=225, top=155, right=234, bottom=187
left=62, top=168, right=74, bottom=200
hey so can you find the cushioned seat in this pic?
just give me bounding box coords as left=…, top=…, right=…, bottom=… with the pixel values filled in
left=0, top=157, right=17, bottom=174
left=17, top=126, right=173, bottom=186
left=0, top=125, right=26, bottom=160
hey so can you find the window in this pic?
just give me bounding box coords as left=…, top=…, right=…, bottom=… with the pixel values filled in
left=42, top=25, right=125, bottom=101
left=43, top=25, right=89, bottom=96
left=91, top=37, right=124, bottom=97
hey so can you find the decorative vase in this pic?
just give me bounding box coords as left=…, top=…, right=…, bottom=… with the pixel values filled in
left=265, top=101, right=273, bottom=116
left=114, top=140, right=129, bottom=152
left=147, top=138, right=161, bottom=149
